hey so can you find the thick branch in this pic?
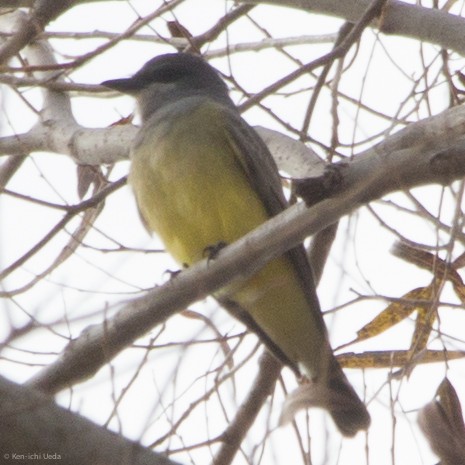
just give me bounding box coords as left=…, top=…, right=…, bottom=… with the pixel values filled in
left=0, top=375, right=181, bottom=465
left=242, top=0, right=465, bottom=57
left=27, top=103, right=465, bottom=394
left=0, top=124, right=135, bottom=163
left=0, top=0, right=78, bottom=64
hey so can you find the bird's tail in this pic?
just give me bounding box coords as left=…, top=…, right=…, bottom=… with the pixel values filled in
left=280, top=354, right=370, bottom=437
left=325, top=355, right=370, bottom=436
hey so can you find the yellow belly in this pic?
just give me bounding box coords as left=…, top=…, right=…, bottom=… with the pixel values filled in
left=129, top=103, right=323, bottom=373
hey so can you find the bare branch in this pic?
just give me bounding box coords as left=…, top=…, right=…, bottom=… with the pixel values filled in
left=0, top=374, right=182, bottom=465
left=243, top=0, right=465, bottom=57
left=0, top=0, right=77, bottom=64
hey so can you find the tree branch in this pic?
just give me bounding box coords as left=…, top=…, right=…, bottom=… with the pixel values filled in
left=0, top=0, right=78, bottom=64
left=0, top=375, right=182, bottom=465
left=242, top=0, right=465, bottom=57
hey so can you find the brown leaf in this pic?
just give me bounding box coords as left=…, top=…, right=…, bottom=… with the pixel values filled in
left=393, top=241, right=464, bottom=289
left=452, top=280, right=465, bottom=305
left=418, top=378, right=465, bottom=465
left=167, top=21, right=194, bottom=41
left=337, top=350, right=465, bottom=369
left=453, top=250, right=465, bottom=270
left=408, top=303, right=437, bottom=359
left=107, top=114, right=134, bottom=127
left=436, top=378, right=465, bottom=436
left=355, top=286, right=434, bottom=343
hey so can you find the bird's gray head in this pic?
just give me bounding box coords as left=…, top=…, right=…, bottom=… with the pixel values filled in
left=102, top=53, right=234, bottom=121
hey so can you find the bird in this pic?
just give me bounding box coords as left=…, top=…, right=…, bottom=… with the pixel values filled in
left=102, top=52, right=370, bottom=436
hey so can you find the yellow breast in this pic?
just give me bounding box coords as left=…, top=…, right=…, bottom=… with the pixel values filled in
left=129, top=103, right=270, bottom=265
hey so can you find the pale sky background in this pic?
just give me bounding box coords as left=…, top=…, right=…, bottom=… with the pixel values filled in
left=1, top=1, right=464, bottom=465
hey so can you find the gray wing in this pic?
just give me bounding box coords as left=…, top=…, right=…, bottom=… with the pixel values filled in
left=218, top=107, right=330, bottom=373
left=221, top=107, right=288, bottom=216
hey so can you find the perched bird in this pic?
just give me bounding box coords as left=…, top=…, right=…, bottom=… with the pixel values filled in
left=102, top=53, right=370, bottom=436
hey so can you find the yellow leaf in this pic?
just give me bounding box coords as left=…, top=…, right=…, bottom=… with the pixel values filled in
left=355, top=285, right=434, bottom=343
left=408, top=303, right=437, bottom=358
left=337, top=350, right=465, bottom=369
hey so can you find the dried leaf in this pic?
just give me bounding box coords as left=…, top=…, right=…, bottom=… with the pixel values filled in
left=453, top=250, right=465, bottom=270
left=436, top=378, right=465, bottom=436
left=337, top=350, right=465, bottom=369
left=355, top=286, right=434, bottom=343
left=393, top=241, right=464, bottom=289
left=408, top=303, right=437, bottom=358
left=452, top=280, right=465, bottom=305
left=167, top=21, right=194, bottom=40
left=456, top=70, right=465, bottom=89
left=167, top=21, right=198, bottom=53
left=108, top=114, right=134, bottom=127
left=448, top=268, right=465, bottom=288
left=418, top=378, right=465, bottom=465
